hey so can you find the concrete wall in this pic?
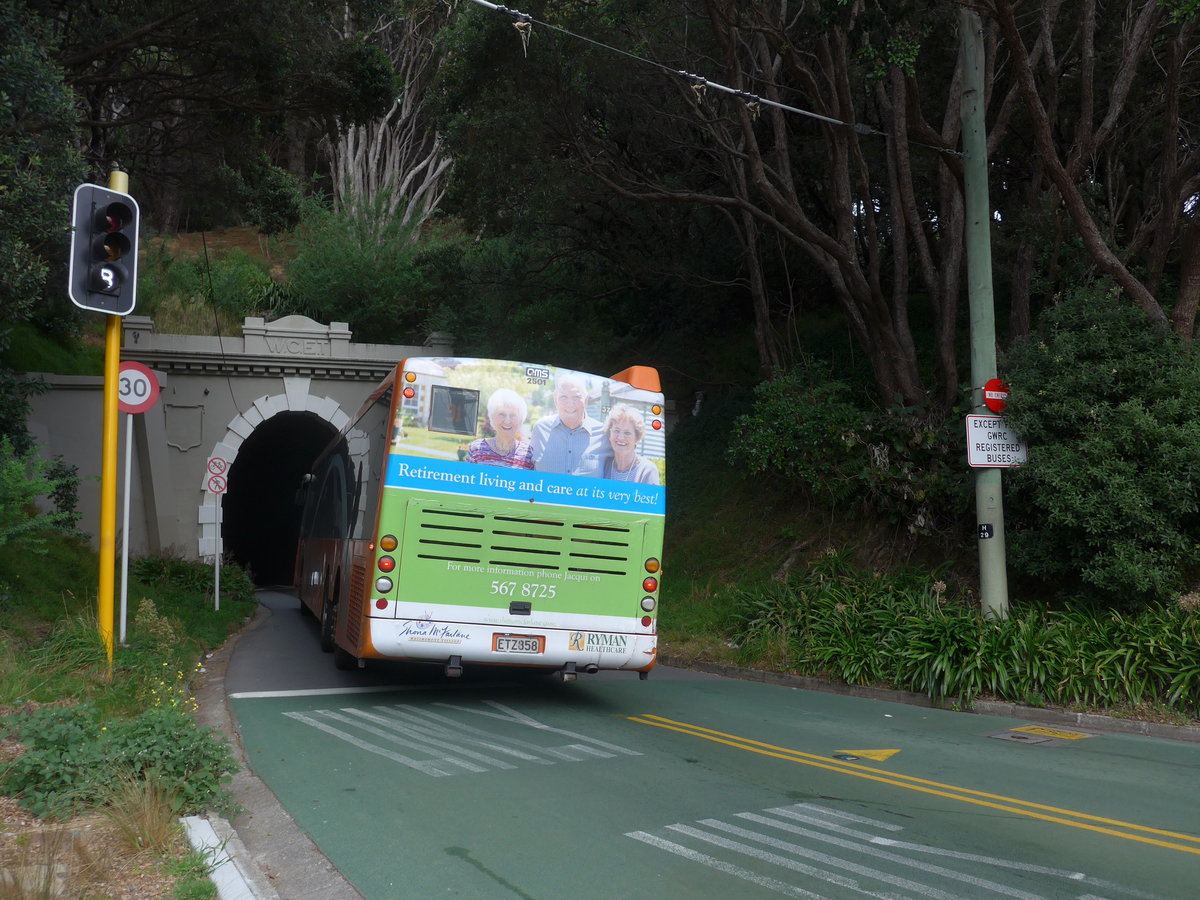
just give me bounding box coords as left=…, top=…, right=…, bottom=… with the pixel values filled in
left=26, top=315, right=451, bottom=561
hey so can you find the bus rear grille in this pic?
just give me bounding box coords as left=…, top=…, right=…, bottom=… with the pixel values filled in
left=412, top=507, right=633, bottom=576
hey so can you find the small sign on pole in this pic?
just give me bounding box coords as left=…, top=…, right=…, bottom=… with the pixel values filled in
left=982, top=378, right=1009, bottom=413
left=205, top=456, right=228, bottom=610
left=966, top=414, right=1028, bottom=468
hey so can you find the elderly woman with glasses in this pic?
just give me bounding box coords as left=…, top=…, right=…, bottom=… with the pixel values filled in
left=601, top=404, right=659, bottom=484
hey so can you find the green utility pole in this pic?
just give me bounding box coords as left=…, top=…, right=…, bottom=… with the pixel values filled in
left=959, top=9, right=1010, bottom=619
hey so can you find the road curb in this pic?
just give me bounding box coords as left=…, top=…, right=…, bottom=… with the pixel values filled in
left=182, top=814, right=261, bottom=900
left=193, top=602, right=363, bottom=900
left=659, top=655, right=1200, bottom=743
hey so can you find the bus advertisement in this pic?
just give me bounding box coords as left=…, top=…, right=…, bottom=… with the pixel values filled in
left=294, top=357, right=666, bottom=681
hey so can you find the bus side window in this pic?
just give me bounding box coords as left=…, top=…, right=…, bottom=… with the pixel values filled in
left=313, top=454, right=351, bottom=539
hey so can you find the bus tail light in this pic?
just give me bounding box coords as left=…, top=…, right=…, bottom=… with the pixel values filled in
left=644, top=557, right=660, bottom=574
left=640, top=596, right=656, bottom=612
left=378, top=556, right=395, bottom=572
left=375, top=576, right=393, bottom=593
left=380, top=534, right=398, bottom=551
left=642, top=576, right=658, bottom=593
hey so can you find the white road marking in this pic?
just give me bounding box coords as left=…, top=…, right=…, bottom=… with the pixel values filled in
left=627, top=803, right=1164, bottom=900
left=626, top=831, right=830, bottom=899
left=280, top=699, right=638, bottom=777
left=764, top=806, right=1162, bottom=898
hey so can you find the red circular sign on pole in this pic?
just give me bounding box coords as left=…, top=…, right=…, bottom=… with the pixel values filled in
left=117, top=361, right=160, bottom=414
left=983, top=378, right=1009, bottom=413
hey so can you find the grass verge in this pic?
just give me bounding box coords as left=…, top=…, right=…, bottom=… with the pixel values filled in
left=0, top=533, right=257, bottom=898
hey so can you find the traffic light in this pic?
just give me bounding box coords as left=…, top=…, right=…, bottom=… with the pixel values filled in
left=68, top=183, right=140, bottom=315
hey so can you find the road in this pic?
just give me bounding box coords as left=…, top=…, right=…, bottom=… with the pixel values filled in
left=220, top=591, right=1200, bottom=899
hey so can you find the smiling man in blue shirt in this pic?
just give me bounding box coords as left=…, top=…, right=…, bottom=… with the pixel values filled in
left=530, top=374, right=607, bottom=476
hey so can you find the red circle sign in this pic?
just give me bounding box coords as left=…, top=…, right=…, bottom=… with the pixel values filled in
left=117, top=361, right=160, bottom=414
left=983, top=378, right=1009, bottom=413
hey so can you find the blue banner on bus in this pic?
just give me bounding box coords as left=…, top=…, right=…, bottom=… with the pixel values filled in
left=385, top=455, right=665, bottom=516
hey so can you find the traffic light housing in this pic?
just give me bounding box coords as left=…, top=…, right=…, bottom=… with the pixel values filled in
left=68, top=183, right=140, bottom=315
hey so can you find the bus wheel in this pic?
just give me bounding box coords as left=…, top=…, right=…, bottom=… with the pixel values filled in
left=333, top=643, right=357, bottom=671
left=319, top=598, right=336, bottom=653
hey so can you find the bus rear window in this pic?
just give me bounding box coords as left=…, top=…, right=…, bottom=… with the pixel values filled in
left=428, top=385, right=480, bottom=435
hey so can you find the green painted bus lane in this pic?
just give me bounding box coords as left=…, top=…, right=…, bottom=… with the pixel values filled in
left=231, top=676, right=1199, bottom=898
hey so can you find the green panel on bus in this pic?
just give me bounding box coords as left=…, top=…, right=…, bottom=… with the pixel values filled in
left=386, top=495, right=656, bottom=619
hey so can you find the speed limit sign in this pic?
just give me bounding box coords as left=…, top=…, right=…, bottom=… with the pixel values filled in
left=117, top=361, right=160, bottom=414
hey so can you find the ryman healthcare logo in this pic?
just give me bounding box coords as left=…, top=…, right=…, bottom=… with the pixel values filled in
left=568, top=631, right=630, bottom=654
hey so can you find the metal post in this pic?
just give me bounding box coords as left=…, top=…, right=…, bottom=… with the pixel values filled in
left=119, top=411, right=133, bottom=643
left=960, top=9, right=1010, bottom=619
left=97, top=171, right=128, bottom=670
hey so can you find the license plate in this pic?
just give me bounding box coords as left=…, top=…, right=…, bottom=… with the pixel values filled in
left=493, top=634, right=545, bottom=654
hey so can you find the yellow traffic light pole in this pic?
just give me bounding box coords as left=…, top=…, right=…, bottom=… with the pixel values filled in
left=97, top=169, right=128, bottom=673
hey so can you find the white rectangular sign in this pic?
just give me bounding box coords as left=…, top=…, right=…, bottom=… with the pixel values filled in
left=966, top=414, right=1028, bottom=468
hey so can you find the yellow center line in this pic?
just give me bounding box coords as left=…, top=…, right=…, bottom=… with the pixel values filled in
left=629, top=714, right=1200, bottom=856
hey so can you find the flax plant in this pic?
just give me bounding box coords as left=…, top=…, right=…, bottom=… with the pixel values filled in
left=725, top=549, right=1200, bottom=718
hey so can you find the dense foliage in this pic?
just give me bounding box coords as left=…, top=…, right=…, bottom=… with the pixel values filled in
left=725, top=550, right=1200, bottom=716
left=0, top=437, right=79, bottom=548
left=1, top=702, right=238, bottom=818
left=0, top=0, right=86, bottom=332
left=0, top=545, right=256, bottom=819
left=285, top=196, right=434, bottom=343
left=1004, top=283, right=1200, bottom=603
left=727, top=369, right=970, bottom=539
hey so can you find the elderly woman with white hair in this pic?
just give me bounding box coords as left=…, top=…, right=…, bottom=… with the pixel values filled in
left=467, top=388, right=534, bottom=469
left=601, top=404, right=659, bottom=484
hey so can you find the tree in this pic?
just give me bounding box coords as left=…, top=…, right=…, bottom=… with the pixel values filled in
left=981, top=0, right=1200, bottom=337
left=431, top=0, right=1200, bottom=405
left=1004, top=281, right=1200, bottom=602
left=33, top=0, right=399, bottom=230
left=323, top=0, right=455, bottom=233
left=0, top=0, right=86, bottom=445
left=0, top=0, right=86, bottom=328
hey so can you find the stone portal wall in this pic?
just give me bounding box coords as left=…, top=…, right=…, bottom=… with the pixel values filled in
left=26, top=315, right=452, bottom=560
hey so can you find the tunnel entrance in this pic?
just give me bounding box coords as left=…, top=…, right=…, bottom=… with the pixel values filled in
left=223, top=412, right=337, bottom=586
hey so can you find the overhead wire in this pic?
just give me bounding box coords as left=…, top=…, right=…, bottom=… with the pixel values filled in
left=199, top=232, right=242, bottom=411
left=463, top=0, right=960, bottom=156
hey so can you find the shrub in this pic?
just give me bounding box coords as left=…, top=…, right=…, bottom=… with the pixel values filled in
left=727, top=372, right=862, bottom=502
left=727, top=369, right=970, bottom=536
left=285, top=194, right=430, bottom=343
left=0, top=436, right=79, bottom=549
left=724, top=552, right=1200, bottom=716
left=1004, top=281, right=1200, bottom=603
left=131, top=553, right=256, bottom=606
left=138, top=244, right=276, bottom=320
left=2, top=702, right=238, bottom=819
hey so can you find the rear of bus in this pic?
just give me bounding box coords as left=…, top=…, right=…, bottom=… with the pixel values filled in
left=354, top=357, right=665, bottom=680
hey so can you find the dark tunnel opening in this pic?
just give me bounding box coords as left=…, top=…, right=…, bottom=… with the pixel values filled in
left=223, top=412, right=336, bottom=586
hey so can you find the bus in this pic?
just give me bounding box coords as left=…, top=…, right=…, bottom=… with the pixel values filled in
left=293, top=357, right=666, bottom=681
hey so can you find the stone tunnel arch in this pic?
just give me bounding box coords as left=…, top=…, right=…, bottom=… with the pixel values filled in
left=198, top=378, right=353, bottom=586
left=222, top=412, right=337, bottom=585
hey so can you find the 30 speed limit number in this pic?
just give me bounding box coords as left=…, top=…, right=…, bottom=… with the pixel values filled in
left=117, top=361, right=159, bottom=414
